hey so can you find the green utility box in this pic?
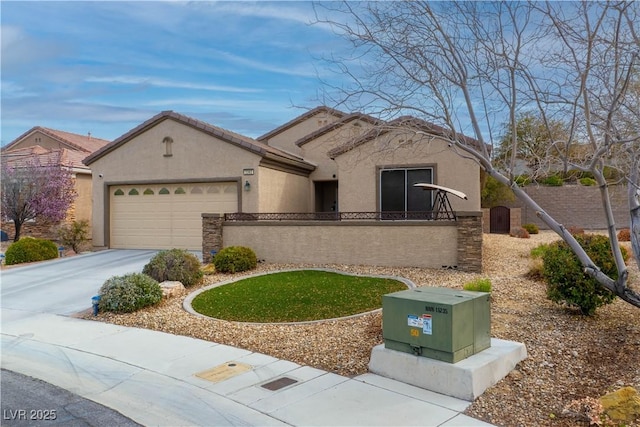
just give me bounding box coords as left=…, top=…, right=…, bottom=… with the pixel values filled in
left=382, top=287, right=491, bottom=363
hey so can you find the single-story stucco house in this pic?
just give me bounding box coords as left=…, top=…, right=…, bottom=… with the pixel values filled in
left=83, top=107, right=483, bottom=271
left=1, top=127, right=110, bottom=240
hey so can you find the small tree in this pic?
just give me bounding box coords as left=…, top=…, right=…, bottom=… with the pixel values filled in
left=1, top=154, right=77, bottom=241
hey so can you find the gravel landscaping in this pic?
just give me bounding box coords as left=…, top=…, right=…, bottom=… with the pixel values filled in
left=82, top=231, right=640, bottom=427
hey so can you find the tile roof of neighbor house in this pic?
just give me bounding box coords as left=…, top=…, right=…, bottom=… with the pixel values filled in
left=83, top=111, right=316, bottom=173
left=327, top=116, right=483, bottom=158
left=1, top=146, right=91, bottom=172
left=293, top=112, right=381, bottom=147
left=256, top=106, right=348, bottom=142
left=3, top=126, right=110, bottom=154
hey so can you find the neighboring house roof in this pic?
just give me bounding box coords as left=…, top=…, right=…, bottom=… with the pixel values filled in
left=83, top=111, right=316, bottom=174
left=293, top=112, right=381, bottom=147
left=256, top=106, right=348, bottom=142
left=1, top=146, right=90, bottom=172
left=327, top=116, right=483, bottom=158
left=3, top=126, right=110, bottom=154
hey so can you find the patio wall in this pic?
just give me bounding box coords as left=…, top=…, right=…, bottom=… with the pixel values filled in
left=202, top=212, right=482, bottom=272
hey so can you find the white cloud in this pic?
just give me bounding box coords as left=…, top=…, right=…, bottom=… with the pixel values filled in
left=143, top=98, right=271, bottom=110
left=85, top=76, right=262, bottom=93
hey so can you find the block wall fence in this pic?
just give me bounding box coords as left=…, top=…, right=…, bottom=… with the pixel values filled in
left=202, top=212, right=483, bottom=273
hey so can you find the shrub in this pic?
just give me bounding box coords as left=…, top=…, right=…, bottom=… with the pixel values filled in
left=514, top=175, right=531, bottom=187
left=522, top=223, right=539, bottom=234
left=579, top=177, right=596, bottom=186
left=98, top=273, right=162, bottom=313
left=142, top=249, right=203, bottom=287
left=4, top=237, right=59, bottom=265
left=527, top=243, right=550, bottom=280
left=201, top=263, right=217, bottom=275
left=213, top=246, right=257, bottom=273
left=510, top=227, right=530, bottom=238
left=463, top=278, right=492, bottom=293
left=540, top=174, right=563, bottom=186
left=617, top=228, right=631, bottom=242
left=57, top=220, right=90, bottom=253
left=602, top=166, right=622, bottom=182
left=541, top=234, right=628, bottom=315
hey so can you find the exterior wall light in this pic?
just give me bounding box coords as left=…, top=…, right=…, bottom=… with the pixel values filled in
left=244, top=180, right=251, bottom=191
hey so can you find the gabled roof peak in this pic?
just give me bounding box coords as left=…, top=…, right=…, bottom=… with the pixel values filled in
left=83, top=110, right=315, bottom=174
left=257, top=106, right=349, bottom=142
left=3, top=126, right=110, bottom=154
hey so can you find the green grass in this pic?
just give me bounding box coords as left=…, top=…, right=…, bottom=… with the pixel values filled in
left=191, top=270, right=407, bottom=322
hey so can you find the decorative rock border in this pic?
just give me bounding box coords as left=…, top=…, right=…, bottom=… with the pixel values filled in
left=183, top=268, right=415, bottom=325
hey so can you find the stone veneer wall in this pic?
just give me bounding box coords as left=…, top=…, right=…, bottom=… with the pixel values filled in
left=1, top=203, right=80, bottom=242
left=202, top=212, right=483, bottom=272
left=202, top=213, right=224, bottom=263
left=456, top=212, right=483, bottom=272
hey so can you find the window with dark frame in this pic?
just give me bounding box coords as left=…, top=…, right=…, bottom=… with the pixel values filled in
left=380, top=168, right=433, bottom=219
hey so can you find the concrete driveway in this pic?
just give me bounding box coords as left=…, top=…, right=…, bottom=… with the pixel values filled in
left=1, top=250, right=158, bottom=319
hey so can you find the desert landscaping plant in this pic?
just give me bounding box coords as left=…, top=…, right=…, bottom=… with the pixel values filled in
left=212, top=246, right=257, bottom=273
left=542, top=234, right=628, bottom=315
left=522, top=223, right=539, bottom=234
left=4, top=237, right=59, bottom=265
left=56, top=220, right=89, bottom=253
left=142, top=249, right=203, bottom=287
left=463, top=278, right=492, bottom=293
left=98, top=273, right=162, bottom=313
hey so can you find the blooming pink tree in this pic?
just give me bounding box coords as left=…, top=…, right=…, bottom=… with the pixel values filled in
left=1, top=154, right=77, bottom=241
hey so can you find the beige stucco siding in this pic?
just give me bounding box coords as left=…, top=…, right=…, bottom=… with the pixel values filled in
left=258, top=166, right=310, bottom=212
left=73, top=173, right=93, bottom=223
left=334, top=133, right=481, bottom=212
left=265, top=111, right=343, bottom=155
left=10, top=132, right=70, bottom=152
left=301, top=120, right=375, bottom=181
left=89, top=119, right=261, bottom=246
left=223, top=222, right=458, bottom=268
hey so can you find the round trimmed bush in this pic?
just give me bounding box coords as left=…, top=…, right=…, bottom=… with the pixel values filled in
left=579, top=177, right=596, bottom=186
left=98, top=273, right=162, bottom=313
left=540, top=174, right=563, bottom=186
left=541, top=234, right=628, bottom=315
left=522, top=223, right=539, bottom=234
left=4, top=237, right=59, bottom=265
left=142, top=249, right=203, bottom=287
left=213, top=246, right=257, bottom=273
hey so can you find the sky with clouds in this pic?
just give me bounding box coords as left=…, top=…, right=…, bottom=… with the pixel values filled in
left=1, top=1, right=354, bottom=145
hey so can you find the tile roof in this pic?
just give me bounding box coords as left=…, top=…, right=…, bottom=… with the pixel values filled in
left=256, top=106, right=348, bottom=142
left=327, top=116, right=482, bottom=158
left=1, top=146, right=90, bottom=171
left=294, top=112, right=381, bottom=147
left=83, top=111, right=315, bottom=173
left=3, top=126, right=110, bottom=153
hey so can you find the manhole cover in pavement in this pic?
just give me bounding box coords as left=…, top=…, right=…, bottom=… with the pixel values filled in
left=261, top=377, right=298, bottom=391
left=195, top=361, right=252, bottom=383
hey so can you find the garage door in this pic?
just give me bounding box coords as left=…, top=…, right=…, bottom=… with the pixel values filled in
left=110, top=182, right=238, bottom=250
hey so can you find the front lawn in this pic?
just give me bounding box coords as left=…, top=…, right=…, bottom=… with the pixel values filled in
left=190, top=269, right=407, bottom=322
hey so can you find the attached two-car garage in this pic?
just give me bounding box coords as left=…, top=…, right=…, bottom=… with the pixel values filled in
left=109, top=182, right=238, bottom=250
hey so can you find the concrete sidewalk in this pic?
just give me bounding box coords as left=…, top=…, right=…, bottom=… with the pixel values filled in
left=1, top=309, right=494, bottom=427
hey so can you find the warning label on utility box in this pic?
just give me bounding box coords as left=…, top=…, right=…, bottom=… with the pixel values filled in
left=422, top=314, right=432, bottom=335
left=407, top=314, right=423, bottom=328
